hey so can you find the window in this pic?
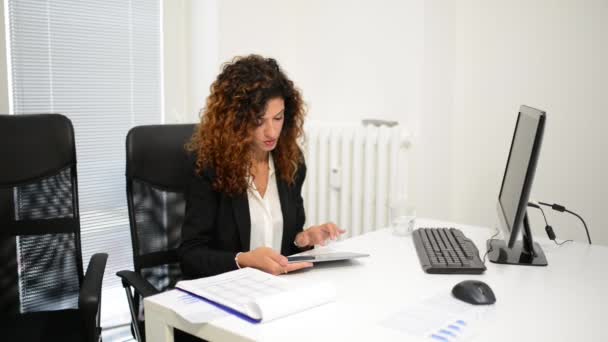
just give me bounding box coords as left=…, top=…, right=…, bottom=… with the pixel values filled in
left=7, top=0, right=161, bottom=326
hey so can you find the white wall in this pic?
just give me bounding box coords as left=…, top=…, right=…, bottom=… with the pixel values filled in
left=189, top=0, right=219, bottom=120
left=166, top=0, right=608, bottom=245
left=0, top=1, right=10, bottom=113
left=179, top=0, right=426, bottom=125
left=418, top=0, right=455, bottom=221
left=2, top=0, right=605, bottom=244
left=451, top=0, right=608, bottom=244
left=163, top=0, right=192, bottom=123
left=163, top=0, right=220, bottom=123
left=180, top=0, right=453, bottom=220
left=216, top=0, right=423, bottom=125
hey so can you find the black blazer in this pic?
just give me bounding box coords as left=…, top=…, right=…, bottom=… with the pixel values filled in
left=179, top=160, right=307, bottom=279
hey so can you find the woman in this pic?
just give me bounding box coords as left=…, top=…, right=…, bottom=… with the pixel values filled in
left=180, top=55, right=345, bottom=279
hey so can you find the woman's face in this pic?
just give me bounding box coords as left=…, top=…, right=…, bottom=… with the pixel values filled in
left=251, top=97, right=285, bottom=156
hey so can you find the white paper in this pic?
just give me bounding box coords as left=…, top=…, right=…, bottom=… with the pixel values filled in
left=254, top=281, right=336, bottom=322
left=176, top=267, right=336, bottom=322
left=380, top=293, right=495, bottom=341
left=154, top=289, right=228, bottom=324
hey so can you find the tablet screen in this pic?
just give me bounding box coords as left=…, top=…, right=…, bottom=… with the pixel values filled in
left=287, top=252, right=369, bottom=263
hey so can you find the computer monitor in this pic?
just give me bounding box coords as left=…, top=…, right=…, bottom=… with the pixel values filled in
left=487, top=105, right=548, bottom=266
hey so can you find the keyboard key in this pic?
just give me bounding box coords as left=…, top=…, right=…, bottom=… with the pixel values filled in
left=413, top=227, right=486, bottom=274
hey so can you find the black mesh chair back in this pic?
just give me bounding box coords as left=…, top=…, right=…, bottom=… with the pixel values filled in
left=0, top=113, right=82, bottom=314
left=0, top=113, right=107, bottom=342
left=120, top=124, right=195, bottom=341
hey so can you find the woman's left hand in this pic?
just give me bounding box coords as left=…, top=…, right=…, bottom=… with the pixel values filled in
left=295, top=222, right=346, bottom=247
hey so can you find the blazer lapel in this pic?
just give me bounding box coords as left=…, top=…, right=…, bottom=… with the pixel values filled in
left=277, top=177, right=291, bottom=253
left=232, top=193, right=251, bottom=251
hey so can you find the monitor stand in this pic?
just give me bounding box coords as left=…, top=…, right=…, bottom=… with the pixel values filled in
left=487, top=213, right=548, bottom=266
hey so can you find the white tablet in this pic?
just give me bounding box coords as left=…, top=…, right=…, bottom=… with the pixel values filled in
left=287, top=252, right=370, bottom=263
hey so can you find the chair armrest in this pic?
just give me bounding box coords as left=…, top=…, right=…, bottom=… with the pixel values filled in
left=116, top=270, right=160, bottom=298
left=116, top=270, right=161, bottom=342
left=79, top=253, right=108, bottom=342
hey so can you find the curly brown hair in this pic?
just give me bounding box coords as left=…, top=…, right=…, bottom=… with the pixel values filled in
left=187, top=55, right=306, bottom=195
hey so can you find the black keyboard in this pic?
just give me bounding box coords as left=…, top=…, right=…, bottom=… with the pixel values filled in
left=413, top=227, right=486, bottom=274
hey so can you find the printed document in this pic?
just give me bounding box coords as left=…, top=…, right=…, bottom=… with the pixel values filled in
left=176, top=267, right=335, bottom=322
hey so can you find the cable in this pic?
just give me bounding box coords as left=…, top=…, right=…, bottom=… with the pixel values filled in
left=484, top=201, right=577, bottom=266
left=538, top=201, right=592, bottom=244
left=528, top=202, right=572, bottom=246
left=482, top=229, right=500, bottom=265
left=528, top=201, right=556, bottom=241
left=554, top=238, right=573, bottom=246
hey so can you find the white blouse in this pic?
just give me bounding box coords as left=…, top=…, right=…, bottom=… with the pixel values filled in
left=247, top=155, right=283, bottom=252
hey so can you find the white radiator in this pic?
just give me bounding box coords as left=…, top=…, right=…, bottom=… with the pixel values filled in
left=302, top=121, right=411, bottom=238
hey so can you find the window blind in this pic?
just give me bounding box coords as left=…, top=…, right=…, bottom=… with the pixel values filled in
left=7, top=0, right=161, bottom=326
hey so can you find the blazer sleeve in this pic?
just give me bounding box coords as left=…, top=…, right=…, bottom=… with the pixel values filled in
left=289, top=160, right=309, bottom=255
left=178, top=169, right=238, bottom=279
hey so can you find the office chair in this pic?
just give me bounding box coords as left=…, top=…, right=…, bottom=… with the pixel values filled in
left=0, top=113, right=108, bottom=342
left=116, top=124, right=196, bottom=341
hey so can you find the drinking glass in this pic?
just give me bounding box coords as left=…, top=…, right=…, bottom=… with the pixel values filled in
left=390, top=198, right=416, bottom=236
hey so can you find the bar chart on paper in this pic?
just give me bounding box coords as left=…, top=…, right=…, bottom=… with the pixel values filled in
left=380, top=293, right=495, bottom=341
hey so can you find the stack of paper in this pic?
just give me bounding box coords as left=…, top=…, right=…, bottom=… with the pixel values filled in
left=176, top=267, right=336, bottom=323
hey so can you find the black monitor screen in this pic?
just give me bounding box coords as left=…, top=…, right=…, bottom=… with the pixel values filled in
left=490, top=105, right=547, bottom=266
left=497, top=105, right=545, bottom=247
left=500, top=112, right=540, bottom=229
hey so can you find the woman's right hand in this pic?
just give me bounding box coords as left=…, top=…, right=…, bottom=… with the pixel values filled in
left=236, top=247, right=313, bottom=275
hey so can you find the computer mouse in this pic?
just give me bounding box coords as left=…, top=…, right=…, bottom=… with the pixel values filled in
left=452, top=280, right=496, bottom=305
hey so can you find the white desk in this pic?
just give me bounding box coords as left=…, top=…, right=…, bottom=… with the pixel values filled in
left=144, top=218, right=608, bottom=341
